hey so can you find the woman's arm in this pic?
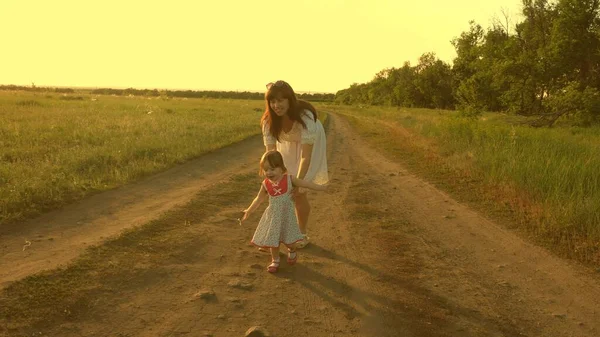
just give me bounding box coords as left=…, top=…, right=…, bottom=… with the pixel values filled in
left=262, top=120, right=277, bottom=152
left=296, top=143, right=313, bottom=179
left=291, top=176, right=327, bottom=192
left=297, top=112, right=318, bottom=180
left=241, top=184, right=268, bottom=222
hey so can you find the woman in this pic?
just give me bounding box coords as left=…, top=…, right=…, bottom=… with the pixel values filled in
left=261, top=80, right=328, bottom=248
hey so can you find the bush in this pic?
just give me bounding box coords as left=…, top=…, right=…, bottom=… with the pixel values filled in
left=59, top=96, right=85, bottom=101
left=455, top=78, right=485, bottom=118
left=546, top=82, right=600, bottom=126
left=16, top=100, right=42, bottom=106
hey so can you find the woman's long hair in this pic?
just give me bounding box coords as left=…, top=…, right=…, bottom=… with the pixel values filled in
left=261, top=81, right=317, bottom=141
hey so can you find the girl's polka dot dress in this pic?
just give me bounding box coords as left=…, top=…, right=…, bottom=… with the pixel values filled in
left=251, top=174, right=304, bottom=248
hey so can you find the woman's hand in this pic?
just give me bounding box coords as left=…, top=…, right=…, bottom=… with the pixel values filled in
left=290, top=187, right=306, bottom=200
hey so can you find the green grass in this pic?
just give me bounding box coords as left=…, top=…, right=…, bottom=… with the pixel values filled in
left=327, top=104, right=600, bottom=265
left=0, top=91, right=265, bottom=226
left=0, top=91, right=329, bottom=228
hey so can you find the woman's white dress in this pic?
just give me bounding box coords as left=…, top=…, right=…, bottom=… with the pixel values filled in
left=262, top=110, right=329, bottom=185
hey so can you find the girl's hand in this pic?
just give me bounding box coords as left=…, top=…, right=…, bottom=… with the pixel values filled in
left=239, top=210, right=249, bottom=225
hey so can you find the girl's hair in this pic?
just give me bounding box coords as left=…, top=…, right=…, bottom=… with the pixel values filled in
left=261, top=80, right=318, bottom=141
left=259, top=150, right=287, bottom=176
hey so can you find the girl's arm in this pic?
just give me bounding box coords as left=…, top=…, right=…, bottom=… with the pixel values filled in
left=266, top=144, right=276, bottom=152
left=291, top=176, right=328, bottom=192
left=241, top=184, right=268, bottom=223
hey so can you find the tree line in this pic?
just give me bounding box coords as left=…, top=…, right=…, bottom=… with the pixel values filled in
left=335, top=0, right=600, bottom=126
left=0, top=85, right=335, bottom=103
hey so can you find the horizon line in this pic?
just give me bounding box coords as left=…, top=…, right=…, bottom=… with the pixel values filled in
left=0, top=83, right=338, bottom=95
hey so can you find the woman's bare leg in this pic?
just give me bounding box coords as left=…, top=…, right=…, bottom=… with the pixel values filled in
left=294, top=192, right=310, bottom=234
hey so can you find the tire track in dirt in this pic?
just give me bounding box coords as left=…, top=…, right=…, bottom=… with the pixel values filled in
left=0, top=135, right=265, bottom=288
left=304, top=115, right=466, bottom=336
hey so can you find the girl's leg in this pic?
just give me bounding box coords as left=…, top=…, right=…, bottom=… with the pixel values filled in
left=269, top=247, right=280, bottom=261
left=285, top=243, right=298, bottom=265
left=268, top=247, right=280, bottom=273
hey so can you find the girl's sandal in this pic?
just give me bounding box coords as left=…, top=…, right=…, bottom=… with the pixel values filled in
left=267, top=259, right=280, bottom=273
left=287, top=249, right=298, bottom=265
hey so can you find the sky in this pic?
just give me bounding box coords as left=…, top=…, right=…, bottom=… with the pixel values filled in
left=1, top=0, right=523, bottom=94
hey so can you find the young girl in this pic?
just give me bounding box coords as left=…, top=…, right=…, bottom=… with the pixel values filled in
left=240, top=150, right=328, bottom=273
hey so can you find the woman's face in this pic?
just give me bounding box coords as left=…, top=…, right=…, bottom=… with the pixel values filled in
left=269, top=97, right=290, bottom=117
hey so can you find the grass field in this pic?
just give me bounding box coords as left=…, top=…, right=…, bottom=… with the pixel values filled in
left=0, top=91, right=264, bottom=226
left=0, top=91, right=329, bottom=227
left=324, top=104, right=600, bottom=265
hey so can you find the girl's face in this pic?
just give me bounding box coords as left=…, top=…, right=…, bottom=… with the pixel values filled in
left=269, top=97, right=290, bottom=116
left=262, top=162, right=284, bottom=182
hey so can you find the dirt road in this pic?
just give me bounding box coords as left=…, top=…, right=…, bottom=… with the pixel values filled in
left=1, top=114, right=599, bottom=336
left=0, top=135, right=265, bottom=288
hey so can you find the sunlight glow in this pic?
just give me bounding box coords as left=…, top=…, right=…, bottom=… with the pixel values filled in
left=0, top=0, right=522, bottom=93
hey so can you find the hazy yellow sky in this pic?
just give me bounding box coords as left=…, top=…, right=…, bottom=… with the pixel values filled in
left=2, top=0, right=522, bottom=93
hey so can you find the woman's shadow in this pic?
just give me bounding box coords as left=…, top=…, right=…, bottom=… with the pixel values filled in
left=271, top=243, right=507, bottom=336
left=299, top=242, right=399, bottom=282
left=273, top=242, right=407, bottom=319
